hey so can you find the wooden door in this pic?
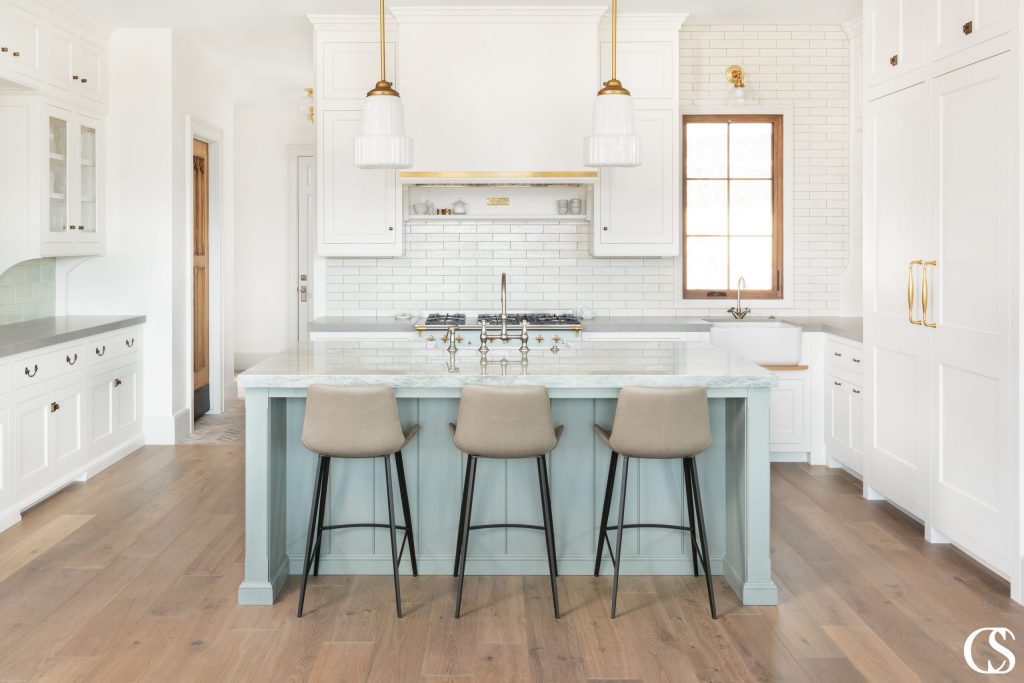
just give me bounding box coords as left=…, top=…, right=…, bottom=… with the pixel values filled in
left=192, top=139, right=210, bottom=418
left=927, top=53, right=1013, bottom=573
left=862, top=82, right=932, bottom=518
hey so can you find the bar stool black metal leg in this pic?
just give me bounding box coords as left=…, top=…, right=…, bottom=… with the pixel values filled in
left=453, top=456, right=472, bottom=576
left=683, top=457, right=700, bottom=578
left=297, top=455, right=328, bottom=618
left=312, top=458, right=330, bottom=577
left=536, top=455, right=560, bottom=619
left=688, top=457, right=717, bottom=619
left=383, top=455, right=403, bottom=618
left=538, top=454, right=558, bottom=577
left=394, top=450, right=418, bottom=576
left=455, top=456, right=478, bottom=618
left=594, top=451, right=619, bottom=576
left=610, top=455, right=630, bottom=619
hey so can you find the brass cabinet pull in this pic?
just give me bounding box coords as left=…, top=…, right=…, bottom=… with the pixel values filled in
left=96, top=345, right=106, bottom=356
left=962, top=20, right=973, bottom=35
left=50, top=402, right=60, bottom=413
left=24, top=364, right=38, bottom=377
left=113, top=378, right=122, bottom=388
left=126, top=337, right=135, bottom=348
left=908, top=260, right=923, bottom=325
left=890, top=54, right=899, bottom=67
left=922, top=260, right=937, bottom=328
left=66, top=353, right=78, bottom=365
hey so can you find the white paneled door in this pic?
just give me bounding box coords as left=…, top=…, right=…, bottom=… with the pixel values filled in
left=863, top=82, right=932, bottom=518
left=927, top=51, right=1014, bottom=573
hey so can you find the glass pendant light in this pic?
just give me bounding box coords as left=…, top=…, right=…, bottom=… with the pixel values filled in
left=354, top=0, right=412, bottom=169
left=584, top=0, right=641, bottom=167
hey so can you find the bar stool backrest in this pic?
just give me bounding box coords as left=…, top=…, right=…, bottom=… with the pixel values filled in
left=453, top=385, right=558, bottom=458
left=301, top=384, right=406, bottom=458
left=610, top=387, right=712, bottom=458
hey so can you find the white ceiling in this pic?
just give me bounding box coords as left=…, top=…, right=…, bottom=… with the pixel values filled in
left=76, top=0, right=862, bottom=103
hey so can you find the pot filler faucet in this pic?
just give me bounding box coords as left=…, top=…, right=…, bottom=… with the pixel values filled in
left=728, top=276, right=751, bottom=319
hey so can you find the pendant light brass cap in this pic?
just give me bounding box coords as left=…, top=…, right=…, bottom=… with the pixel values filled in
left=367, top=80, right=400, bottom=97
left=597, top=78, right=631, bottom=96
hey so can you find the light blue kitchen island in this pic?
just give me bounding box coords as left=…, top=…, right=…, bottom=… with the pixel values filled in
left=237, top=339, right=779, bottom=606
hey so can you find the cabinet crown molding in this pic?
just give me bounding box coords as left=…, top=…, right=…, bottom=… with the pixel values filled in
left=390, top=5, right=608, bottom=24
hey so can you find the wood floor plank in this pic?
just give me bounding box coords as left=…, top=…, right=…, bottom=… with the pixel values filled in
left=0, top=449, right=1022, bottom=682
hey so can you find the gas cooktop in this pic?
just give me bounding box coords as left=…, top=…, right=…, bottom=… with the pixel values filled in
left=416, top=312, right=583, bottom=331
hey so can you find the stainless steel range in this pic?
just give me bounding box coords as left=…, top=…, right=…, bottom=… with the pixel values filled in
left=414, top=273, right=583, bottom=354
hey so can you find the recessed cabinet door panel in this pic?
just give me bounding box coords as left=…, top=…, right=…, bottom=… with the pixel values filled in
left=72, top=37, right=104, bottom=101
left=41, top=23, right=74, bottom=91
left=89, top=371, right=117, bottom=455
left=928, top=53, right=1012, bottom=573
left=321, top=42, right=396, bottom=102
left=935, top=0, right=1011, bottom=61
left=115, top=366, right=140, bottom=437
left=5, top=2, right=42, bottom=81
left=863, top=82, right=931, bottom=518
left=319, top=111, right=398, bottom=255
left=596, top=109, right=675, bottom=255
left=769, top=377, right=805, bottom=447
left=0, top=408, right=10, bottom=508
left=828, top=378, right=851, bottom=447
left=865, top=0, right=930, bottom=89
left=51, top=383, right=84, bottom=475
left=14, top=395, right=50, bottom=494
left=600, top=41, right=675, bottom=99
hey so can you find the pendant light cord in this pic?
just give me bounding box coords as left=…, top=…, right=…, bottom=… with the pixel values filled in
left=379, top=0, right=386, bottom=82
left=611, top=0, right=617, bottom=81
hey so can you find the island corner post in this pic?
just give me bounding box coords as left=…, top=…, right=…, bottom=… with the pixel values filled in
left=237, top=383, right=778, bottom=608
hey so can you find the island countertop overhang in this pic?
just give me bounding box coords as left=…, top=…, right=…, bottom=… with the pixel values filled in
left=238, top=340, right=778, bottom=391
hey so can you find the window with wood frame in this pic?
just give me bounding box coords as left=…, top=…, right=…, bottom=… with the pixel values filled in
left=682, top=114, right=783, bottom=299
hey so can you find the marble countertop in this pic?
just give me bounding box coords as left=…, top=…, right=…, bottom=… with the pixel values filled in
left=0, top=315, right=146, bottom=358
left=239, top=340, right=777, bottom=390
left=308, top=315, right=862, bottom=342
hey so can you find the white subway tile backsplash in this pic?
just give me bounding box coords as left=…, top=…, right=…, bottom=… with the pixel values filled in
left=324, top=24, right=851, bottom=318
left=0, top=259, right=56, bottom=325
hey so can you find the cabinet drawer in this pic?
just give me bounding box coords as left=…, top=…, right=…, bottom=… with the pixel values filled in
left=826, top=338, right=863, bottom=376
left=12, top=344, right=85, bottom=391
left=89, top=328, right=141, bottom=365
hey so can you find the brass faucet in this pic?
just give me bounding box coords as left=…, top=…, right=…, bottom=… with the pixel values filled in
left=728, top=276, right=751, bottom=319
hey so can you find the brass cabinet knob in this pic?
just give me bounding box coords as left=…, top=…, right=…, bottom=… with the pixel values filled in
left=81, top=78, right=88, bottom=84
left=66, top=353, right=78, bottom=365
left=552, top=335, right=561, bottom=342
left=535, top=335, right=544, bottom=342
left=12, top=51, right=20, bottom=57
left=455, top=335, right=463, bottom=343
left=50, top=402, right=60, bottom=412
left=0, top=47, right=7, bottom=53
left=426, top=335, right=435, bottom=342
left=72, top=74, right=79, bottom=80
left=962, top=20, right=973, bottom=35
left=113, top=378, right=122, bottom=387
left=889, top=54, right=898, bottom=67
left=25, top=364, right=38, bottom=377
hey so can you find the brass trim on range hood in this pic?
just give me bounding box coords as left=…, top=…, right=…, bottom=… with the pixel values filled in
left=399, top=171, right=599, bottom=179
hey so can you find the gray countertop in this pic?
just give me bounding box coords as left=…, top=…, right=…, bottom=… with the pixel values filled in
left=0, top=315, right=146, bottom=358
left=309, top=315, right=862, bottom=342
left=239, top=340, right=776, bottom=390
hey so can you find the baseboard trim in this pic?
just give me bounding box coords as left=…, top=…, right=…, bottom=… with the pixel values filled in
left=173, top=407, right=192, bottom=443
left=770, top=451, right=809, bottom=463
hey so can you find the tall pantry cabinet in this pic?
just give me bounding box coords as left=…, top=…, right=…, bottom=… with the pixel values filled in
left=863, top=0, right=1017, bottom=581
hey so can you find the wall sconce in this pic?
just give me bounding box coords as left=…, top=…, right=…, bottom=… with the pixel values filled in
left=726, top=65, right=747, bottom=103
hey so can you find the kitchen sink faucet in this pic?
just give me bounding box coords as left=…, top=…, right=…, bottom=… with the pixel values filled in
left=728, top=276, right=751, bottom=319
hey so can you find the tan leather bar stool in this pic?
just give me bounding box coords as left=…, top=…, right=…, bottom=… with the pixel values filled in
left=594, top=386, right=716, bottom=619
left=450, top=385, right=564, bottom=619
left=297, top=385, right=419, bottom=619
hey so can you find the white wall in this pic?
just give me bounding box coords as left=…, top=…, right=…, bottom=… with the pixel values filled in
left=60, top=28, right=177, bottom=441
left=171, top=33, right=236, bottom=421
left=234, top=104, right=314, bottom=369
left=62, top=28, right=234, bottom=444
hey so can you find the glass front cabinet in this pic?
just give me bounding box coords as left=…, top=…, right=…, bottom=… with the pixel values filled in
left=43, top=106, right=102, bottom=253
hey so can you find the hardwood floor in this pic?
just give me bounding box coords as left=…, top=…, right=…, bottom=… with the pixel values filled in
left=0, top=444, right=1020, bottom=681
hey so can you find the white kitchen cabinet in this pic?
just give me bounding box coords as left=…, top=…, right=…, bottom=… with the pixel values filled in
left=862, top=46, right=1016, bottom=577
left=769, top=373, right=809, bottom=452
left=0, top=1, right=43, bottom=84
left=864, top=0, right=931, bottom=91
left=592, top=108, right=678, bottom=257
left=0, top=96, right=40, bottom=272
left=319, top=40, right=396, bottom=103
left=826, top=375, right=864, bottom=475
left=0, top=325, right=144, bottom=533
left=40, top=106, right=103, bottom=254
left=318, top=110, right=401, bottom=257
left=934, top=0, right=1011, bottom=61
